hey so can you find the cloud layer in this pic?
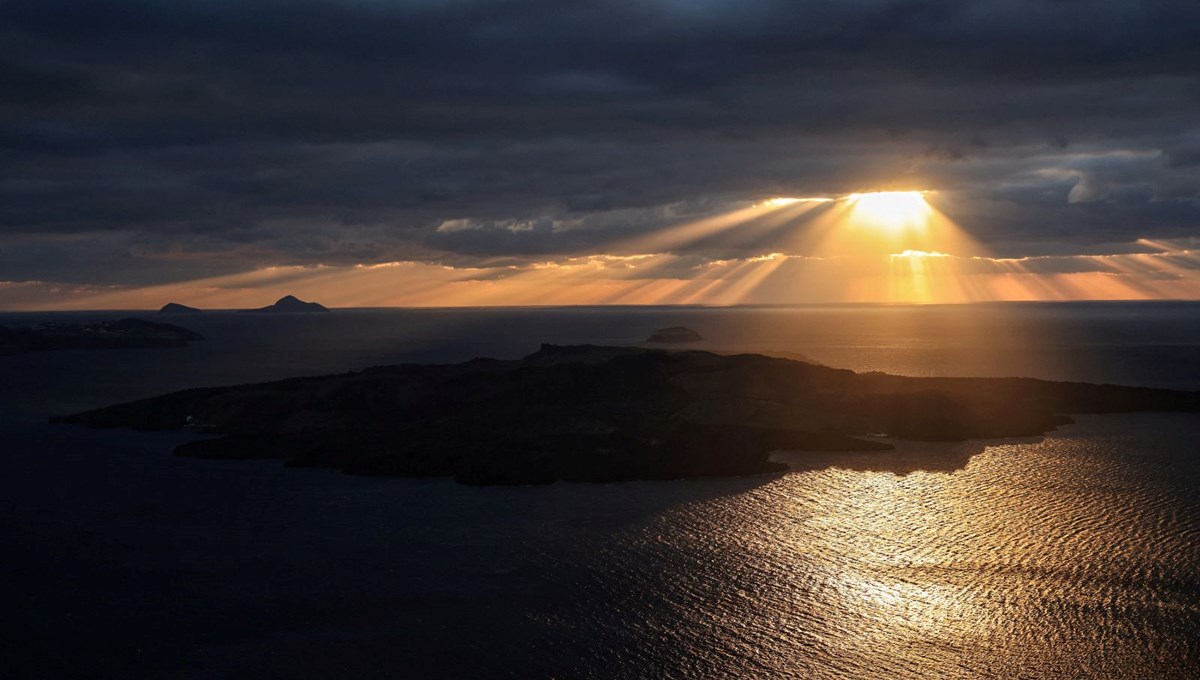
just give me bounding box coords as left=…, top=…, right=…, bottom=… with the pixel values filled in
left=2, top=0, right=1198, bottom=304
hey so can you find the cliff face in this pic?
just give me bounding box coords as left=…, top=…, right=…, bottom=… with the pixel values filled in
left=53, top=345, right=1199, bottom=485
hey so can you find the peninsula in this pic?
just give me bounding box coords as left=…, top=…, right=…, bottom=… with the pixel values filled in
left=1, top=318, right=203, bottom=353
left=53, top=345, right=1198, bottom=485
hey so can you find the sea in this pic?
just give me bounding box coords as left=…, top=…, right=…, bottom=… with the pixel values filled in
left=2, top=302, right=1198, bottom=679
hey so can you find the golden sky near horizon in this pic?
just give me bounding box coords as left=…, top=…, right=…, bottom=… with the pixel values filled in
left=4, top=192, right=1197, bottom=310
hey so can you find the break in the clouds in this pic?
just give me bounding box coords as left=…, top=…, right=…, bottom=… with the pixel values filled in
left=1, top=0, right=1199, bottom=305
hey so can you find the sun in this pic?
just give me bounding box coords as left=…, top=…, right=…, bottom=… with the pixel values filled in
left=845, top=191, right=931, bottom=231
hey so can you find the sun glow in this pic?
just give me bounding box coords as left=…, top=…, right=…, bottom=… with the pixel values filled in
left=845, top=191, right=931, bottom=231
left=6, top=187, right=1198, bottom=311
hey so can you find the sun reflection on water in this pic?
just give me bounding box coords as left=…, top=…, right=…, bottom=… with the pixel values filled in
left=613, top=418, right=1200, bottom=678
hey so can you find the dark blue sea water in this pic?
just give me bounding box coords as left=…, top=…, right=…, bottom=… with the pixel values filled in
left=2, top=302, right=1198, bottom=678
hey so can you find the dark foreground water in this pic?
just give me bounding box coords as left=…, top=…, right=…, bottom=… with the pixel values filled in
left=2, top=302, right=1198, bottom=678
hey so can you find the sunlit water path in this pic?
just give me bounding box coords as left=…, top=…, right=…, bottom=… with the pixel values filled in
left=575, top=415, right=1200, bottom=677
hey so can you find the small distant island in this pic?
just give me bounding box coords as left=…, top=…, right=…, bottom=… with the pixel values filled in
left=159, top=302, right=203, bottom=314
left=54, top=345, right=1199, bottom=485
left=1, top=318, right=203, bottom=353
left=646, top=326, right=704, bottom=343
left=240, top=295, right=329, bottom=313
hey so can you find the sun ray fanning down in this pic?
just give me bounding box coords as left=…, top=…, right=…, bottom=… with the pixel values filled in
left=615, top=197, right=831, bottom=255
left=5, top=195, right=1199, bottom=310
left=792, top=191, right=984, bottom=259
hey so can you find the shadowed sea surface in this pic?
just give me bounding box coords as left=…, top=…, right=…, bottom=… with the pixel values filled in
left=1, top=302, right=1198, bottom=678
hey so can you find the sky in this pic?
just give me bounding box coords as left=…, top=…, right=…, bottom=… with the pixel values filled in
left=2, top=0, right=1199, bottom=309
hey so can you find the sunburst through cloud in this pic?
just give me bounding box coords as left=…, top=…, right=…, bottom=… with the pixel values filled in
left=5, top=3, right=1200, bottom=679
left=9, top=190, right=1197, bottom=309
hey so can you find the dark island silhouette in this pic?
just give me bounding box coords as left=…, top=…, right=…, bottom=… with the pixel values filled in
left=159, top=302, right=203, bottom=314
left=53, top=345, right=1199, bottom=485
left=1, top=318, right=203, bottom=353
left=240, top=295, right=329, bottom=313
left=646, top=326, right=704, bottom=343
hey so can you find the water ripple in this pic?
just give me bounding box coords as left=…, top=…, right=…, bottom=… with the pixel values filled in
left=554, top=413, right=1200, bottom=679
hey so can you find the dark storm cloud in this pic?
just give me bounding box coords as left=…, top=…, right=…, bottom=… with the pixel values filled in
left=2, top=0, right=1199, bottom=285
